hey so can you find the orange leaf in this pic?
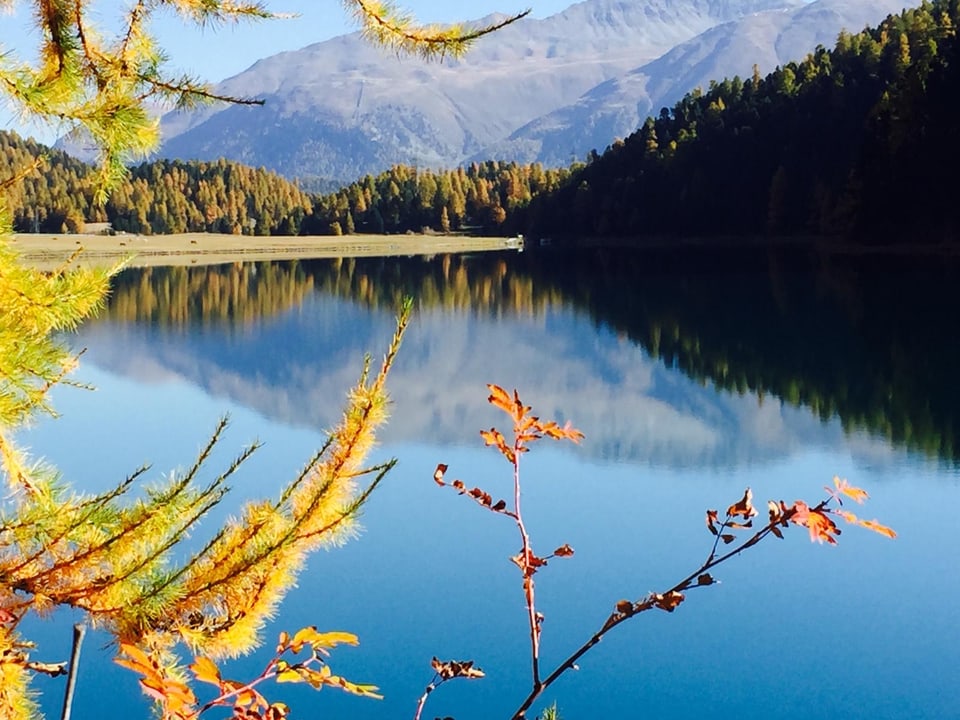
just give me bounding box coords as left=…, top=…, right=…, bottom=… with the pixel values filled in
left=518, top=416, right=538, bottom=434
left=135, top=676, right=167, bottom=704
left=480, top=428, right=505, bottom=448
left=308, top=630, right=360, bottom=650
left=555, top=420, right=585, bottom=443
left=289, top=627, right=357, bottom=654
left=512, top=390, right=531, bottom=420
left=189, top=656, right=222, bottom=687
left=858, top=518, right=897, bottom=539
left=829, top=476, right=870, bottom=504
left=116, top=643, right=155, bottom=676
left=553, top=543, right=574, bottom=557
left=337, top=679, right=384, bottom=699
left=487, top=384, right=514, bottom=415
left=433, top=463, right=448, bottom=486
left=790, top=501, right=841, bottom=544
left=480, top=427, right=515, bottom=462
left=834, top=509, right=859, bottom=525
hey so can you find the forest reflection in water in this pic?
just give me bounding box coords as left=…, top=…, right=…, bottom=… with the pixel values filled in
left=24, top=244, right=960, bottom=720
left=101, top=246, right=960, bottom=464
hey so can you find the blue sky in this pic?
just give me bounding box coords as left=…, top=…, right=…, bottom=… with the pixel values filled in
left=0, top=0, right=572, bottom=142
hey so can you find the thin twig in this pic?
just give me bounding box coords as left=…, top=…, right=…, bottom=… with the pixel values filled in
left=59, top=624, right=86, bottom=720
left=508, top=509, right=802, bottom=719
left=512, top=445, right=541, bottom=690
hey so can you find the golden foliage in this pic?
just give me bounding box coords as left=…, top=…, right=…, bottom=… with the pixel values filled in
left=0, top=226, right=411, bottom=712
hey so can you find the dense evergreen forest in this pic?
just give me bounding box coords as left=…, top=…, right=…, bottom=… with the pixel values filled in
left=2, top=0, right=957, bottom=242
left=516, top=0, right=960, bottom=241
left=0, top=132, right=568, bottom=236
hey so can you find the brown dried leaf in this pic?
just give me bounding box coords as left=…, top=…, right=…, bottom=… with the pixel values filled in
left=727, top=487, right=758, bottom=519
left=706, top=509, right=719, bottom=535
left=528, top=553, right=547, bottom=568
left=433, top=463, right=448, bottom=486
left=654, top=591, right=685, bottom=612
left=768, top=500, right=783, bottom=523
left=553, top=543, right=575, bottom=557
left=432, top=657, right=485, bottom=681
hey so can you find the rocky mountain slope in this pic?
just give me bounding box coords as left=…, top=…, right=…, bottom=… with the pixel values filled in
left=485, top=0, right=915, bottom=165
left=155, top=0, right=913, bottom=182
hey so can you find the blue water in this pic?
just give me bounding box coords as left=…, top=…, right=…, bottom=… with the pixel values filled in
left=18, top=260, right=960, bottom=720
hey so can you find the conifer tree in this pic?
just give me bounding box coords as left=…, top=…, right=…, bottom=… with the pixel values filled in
left=1, top=2, right=527, bottom=717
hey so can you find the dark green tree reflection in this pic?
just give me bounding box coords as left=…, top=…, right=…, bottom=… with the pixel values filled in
left=103, top=248, right=960, bottom=462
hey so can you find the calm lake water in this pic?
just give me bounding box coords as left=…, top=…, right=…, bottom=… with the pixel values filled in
left=23, top=246, right=960, bottom=719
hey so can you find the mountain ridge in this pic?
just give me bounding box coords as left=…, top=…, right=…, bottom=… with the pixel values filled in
left=156, top=0, right=806, bottom=181
left=477, top=0, right=915, bottom=165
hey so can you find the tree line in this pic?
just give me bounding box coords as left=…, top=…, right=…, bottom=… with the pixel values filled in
left=98, top=248, right=960, bottom=464
left=0, top=133, right=568, bottom=236
left=514, top=0, right=960, bottom=242
left=3, top=0, right=957, bottom=243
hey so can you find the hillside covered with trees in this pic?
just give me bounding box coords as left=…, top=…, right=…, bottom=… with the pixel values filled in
left=0, top=132, right=566, bottom=237
left=3, top=0, right=958, bottom=244
left=516, top=0, right=960, bottom=242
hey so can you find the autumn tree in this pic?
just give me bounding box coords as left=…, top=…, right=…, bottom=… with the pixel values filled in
left=0, top=1, right=528, bottom=717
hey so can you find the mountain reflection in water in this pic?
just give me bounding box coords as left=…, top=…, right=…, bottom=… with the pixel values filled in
left=95, top=247, right=960, bottom=465
left=24, top=245, right=958, bottom=720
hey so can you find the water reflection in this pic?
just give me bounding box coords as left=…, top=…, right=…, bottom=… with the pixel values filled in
left=23, top=248, right=960, bottom=719
left=94, top=249, right=960, bottom=465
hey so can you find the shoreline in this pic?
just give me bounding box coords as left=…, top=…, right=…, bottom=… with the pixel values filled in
left=8, top=232, right=524, bottom=270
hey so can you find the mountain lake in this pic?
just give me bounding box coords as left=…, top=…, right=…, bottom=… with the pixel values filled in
left=20, top=244, right=960, bottom=720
